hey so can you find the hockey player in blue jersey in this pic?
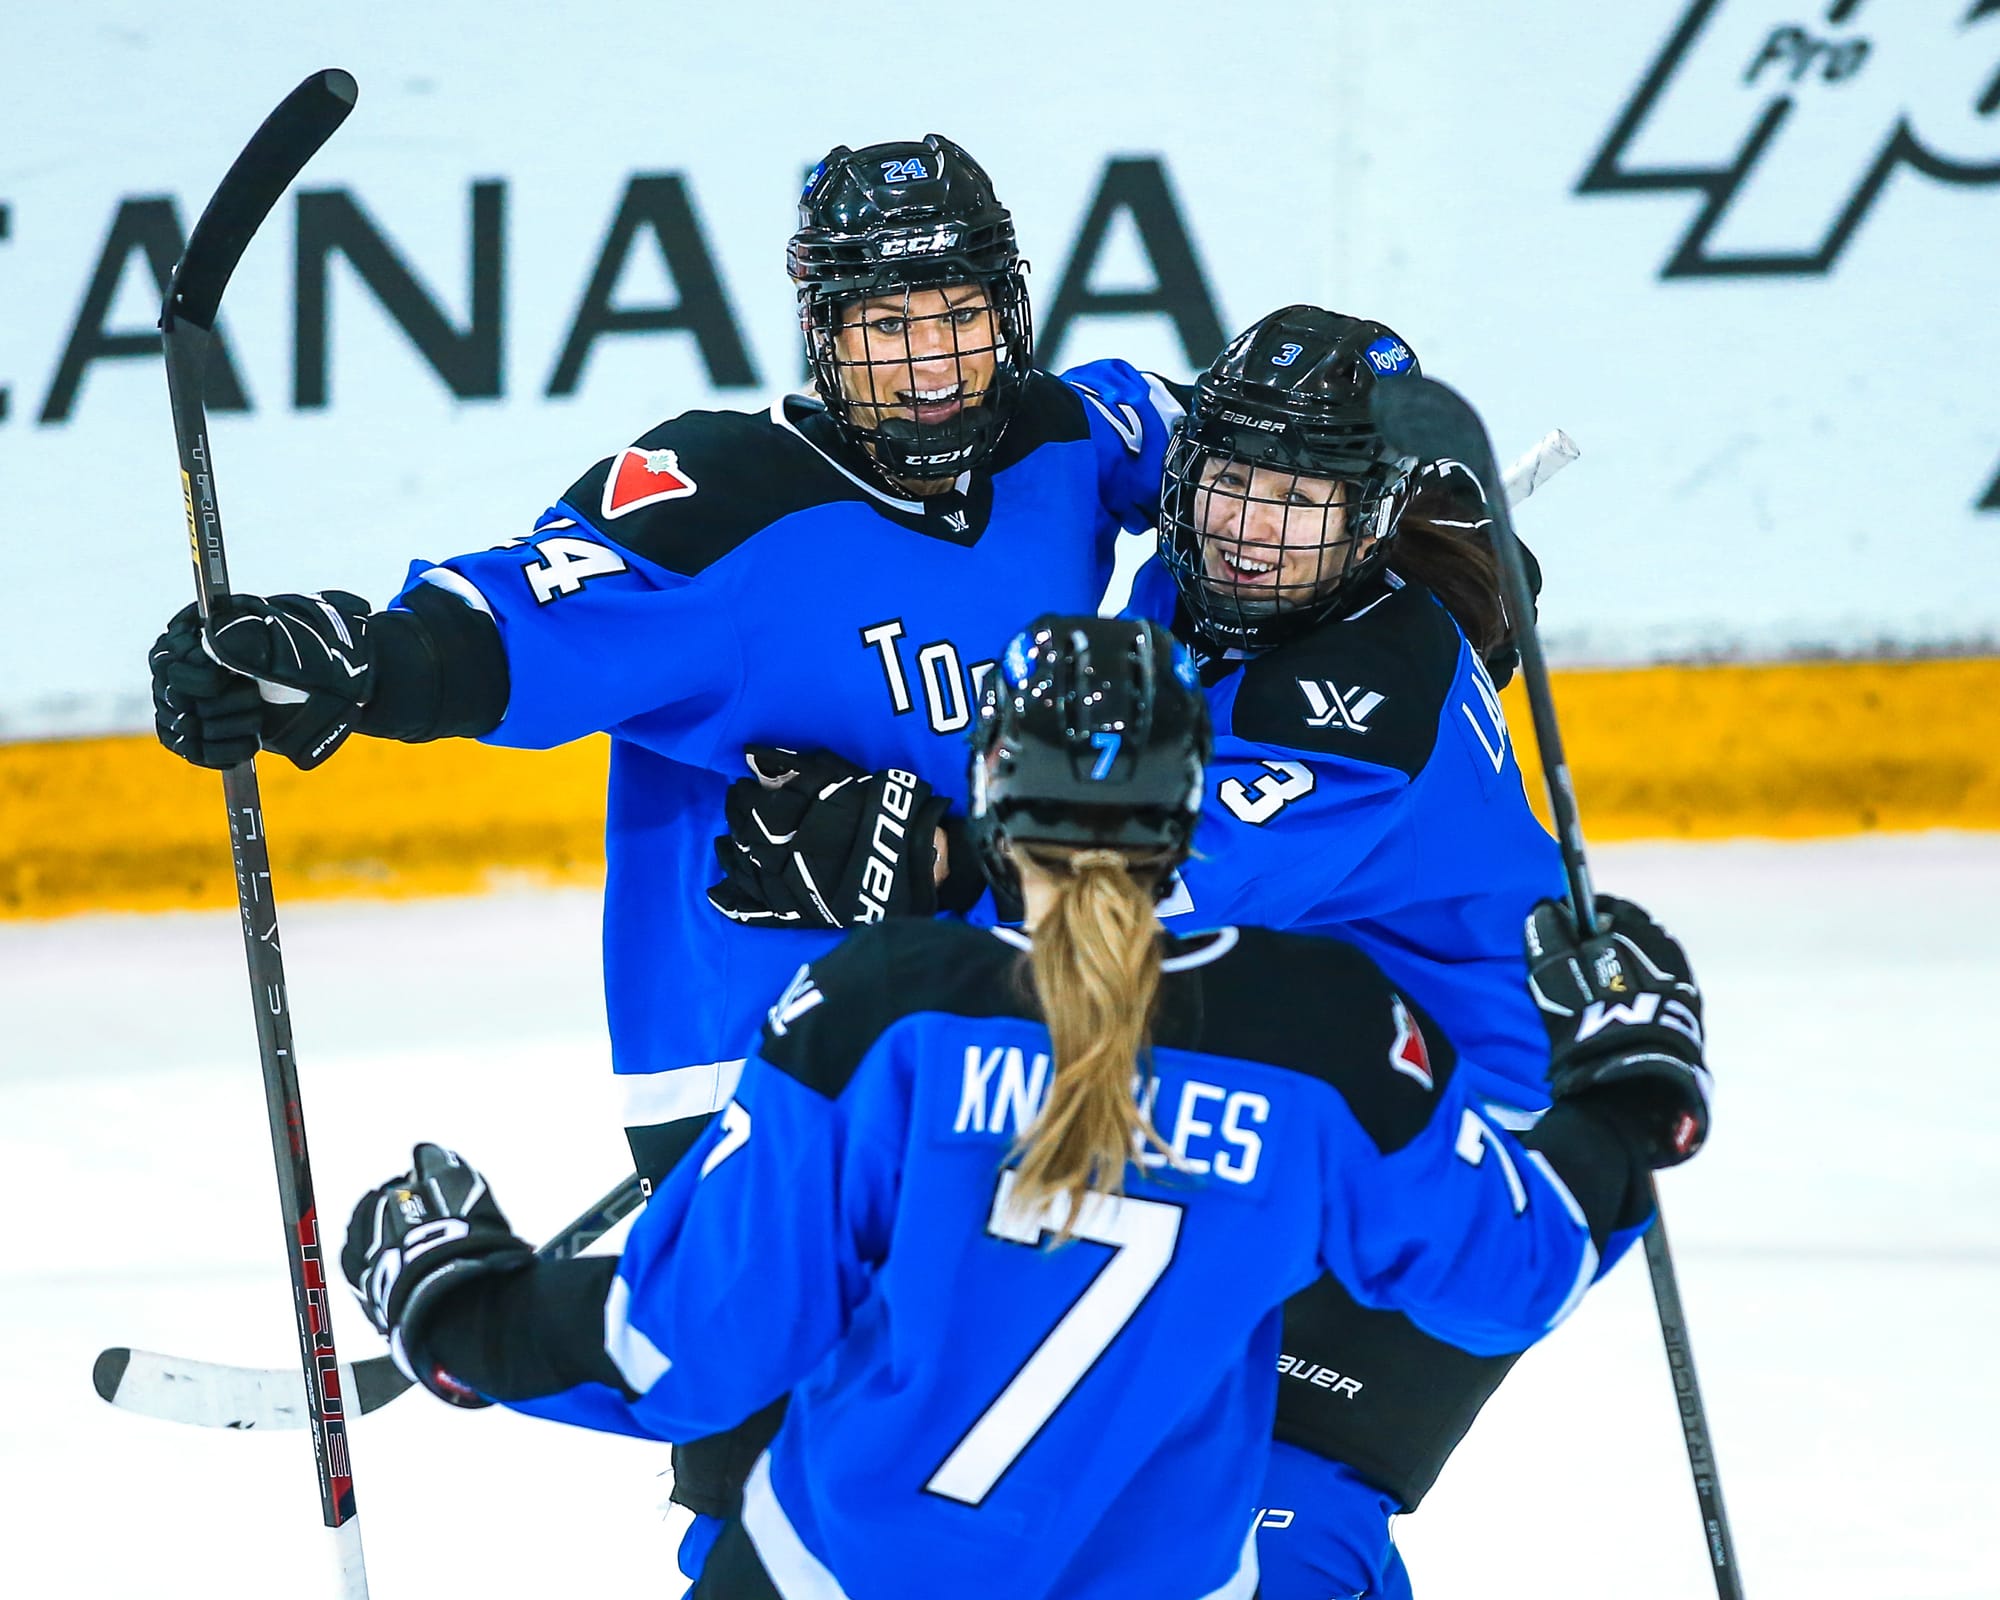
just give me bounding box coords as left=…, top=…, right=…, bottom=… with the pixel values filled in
left=149, top=135, right=1182, bottom=1175
left=340, top=616, right=1709, bottom=1600
left=144, top=134, right=1187, bottom=1536
left=1144, top=307, right=1588, bottom=1594
left=702, top=309, right=1699, bottom=1596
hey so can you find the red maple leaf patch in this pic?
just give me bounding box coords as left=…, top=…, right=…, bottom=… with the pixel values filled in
left=1387, top=995, right=1434, bottom=1090
left=602, top=446, right=698, bottom=519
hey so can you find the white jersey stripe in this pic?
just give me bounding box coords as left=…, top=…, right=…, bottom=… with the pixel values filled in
left=741, top=1451, right=853, bottom=1600
left=602, top=1275, right=670, bottom=1394
left=618, top=1058, right=746, bottom=1130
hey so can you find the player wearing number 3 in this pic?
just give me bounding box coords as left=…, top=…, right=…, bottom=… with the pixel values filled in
left=341, top=617, right=1707, bottom=1600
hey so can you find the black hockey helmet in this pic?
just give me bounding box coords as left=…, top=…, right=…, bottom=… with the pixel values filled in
left=790, top=135, right=1033, bottom=488
left=1161, top=304, right=1422, bottom=654
left=968, top=615, right=1212, bottom=902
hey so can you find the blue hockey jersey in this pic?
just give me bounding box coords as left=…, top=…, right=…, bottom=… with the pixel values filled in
left=1127, top=559, right=1566, bottom=1112
left=500, top=919, right=1618, bottom=1600
left=391, top=365, right=1180, bottom=1134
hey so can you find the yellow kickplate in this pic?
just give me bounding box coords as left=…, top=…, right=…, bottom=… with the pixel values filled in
left=2, top=733, right=610, bottom=919
left=6, top=657, right=1998, bottom=919
left=1503, top=657, right=2000, bottom=840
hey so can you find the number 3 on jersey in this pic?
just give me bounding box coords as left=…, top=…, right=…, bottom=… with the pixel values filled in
left=1218, top=760, right=1316, bottom=825
left=926, top=1172, right=1184, bottom=1505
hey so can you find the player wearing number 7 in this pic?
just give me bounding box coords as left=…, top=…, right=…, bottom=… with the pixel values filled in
left=340, top=617, right=1707, bottom=1599
left=709, top=308, right=1588, bottom=1596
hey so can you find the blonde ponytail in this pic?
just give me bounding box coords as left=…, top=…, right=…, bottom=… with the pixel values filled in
left=1009, top=845, right=1174, bottom=1238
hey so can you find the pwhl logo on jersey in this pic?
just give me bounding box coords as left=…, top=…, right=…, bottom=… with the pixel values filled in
left=1577, top=0, right=2000, bottom=511
left=1298, top=679, right=1384, bottom=733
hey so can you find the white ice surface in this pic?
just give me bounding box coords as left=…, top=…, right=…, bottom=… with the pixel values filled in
left=2, top=836, right=1996, bottom=1597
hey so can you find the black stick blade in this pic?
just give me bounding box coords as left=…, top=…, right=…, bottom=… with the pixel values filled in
left=1369, top=374, right=1524, bottom=610
left=166, top=68, right=357, bottom=333
left=351, top=1356, right=415, bottom=1415
left=1369, top=374, right=1501, bottom=496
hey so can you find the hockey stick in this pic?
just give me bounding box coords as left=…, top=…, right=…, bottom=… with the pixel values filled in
left=159, top=67, right=365, bottom=1596
left=1372, top=376, right=1746, bottom=1600
left=1500, top=429, right=1580, bottom=508
left=100, top=426, right=1581, bottom=1429
left=95, top=1172, right=646, bottom=1429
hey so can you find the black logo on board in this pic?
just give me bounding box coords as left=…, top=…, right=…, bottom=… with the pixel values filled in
left=1578, top=0, right=2000, bottom=509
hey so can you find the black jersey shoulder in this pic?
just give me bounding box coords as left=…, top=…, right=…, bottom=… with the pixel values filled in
left=1170, top=926, right=1461, bottom=1153
left=756, top=920, right=1036, bottom=1098
left=1227, top=577, right=1466, bottom=779
left=761, top=917, right=1464, bottom=1152
left=983, top=369, right=1095, bottom=472
left=559, top=405, right=856, bottom=578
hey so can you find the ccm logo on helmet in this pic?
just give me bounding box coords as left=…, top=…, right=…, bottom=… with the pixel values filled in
left=878, top=227, right=962, bottom=258
left=859, top=769, right=922, bottom=922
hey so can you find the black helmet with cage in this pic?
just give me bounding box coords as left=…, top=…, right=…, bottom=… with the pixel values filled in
left=1160, top=305, right=1423, bottom=654
left=968, top=615, right=1212, bottom=902
left=789, top=135, right=1034, bottom=488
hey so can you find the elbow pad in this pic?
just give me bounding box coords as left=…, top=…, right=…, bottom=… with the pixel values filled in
left=357, top=580, right=510, bottom=742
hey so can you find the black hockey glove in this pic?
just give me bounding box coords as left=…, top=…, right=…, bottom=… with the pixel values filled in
left=1485, top=537, right=1542, bottom=692
left=1526, top=893, right=1710, bottom=1167
left=198, top=590, right=381, bottom=769
left=706, top=745, right=980, bottom=928
left=341, top=1143, right=535, bottom=1408
left=151, top=602, right=268, bottom=768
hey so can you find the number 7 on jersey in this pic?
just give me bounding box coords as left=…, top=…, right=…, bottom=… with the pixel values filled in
left=925, top=1172, right=1184, bottom=1506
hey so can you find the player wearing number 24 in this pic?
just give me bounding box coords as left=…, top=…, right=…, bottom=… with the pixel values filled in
left=147, top=135, right=1195, bottom=1571
left=342, top=618, right=1710, bottom=1600
left=144, top=133, right=1188, bottom=1202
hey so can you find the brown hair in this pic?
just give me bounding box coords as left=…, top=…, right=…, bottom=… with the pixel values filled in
left=1007, top=844, right=1175, bottom=1238
left=1386, top=469, right=1512, bottom=671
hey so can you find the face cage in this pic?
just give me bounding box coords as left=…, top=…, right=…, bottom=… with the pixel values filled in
left=803, top=268, right=1033, bottom=489
left=1160, top=432, right=1403, bottom=654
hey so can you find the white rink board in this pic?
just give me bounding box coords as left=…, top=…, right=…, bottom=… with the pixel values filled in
left=3, top=0, right=1998, bottom=736
left=2, top=835, right=1996, bottom=1597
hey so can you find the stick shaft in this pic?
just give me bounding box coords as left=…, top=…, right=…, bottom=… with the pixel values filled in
left=165, top=319, right=364, bottom=1581
left=1643, top=1204, right=1746, bottom=1596
left=1485, top=461, right=1599, bottom=932
left=1373, top=377, right=1745, bottom=1597
left=1471, top=400, right=1743, bottom=1596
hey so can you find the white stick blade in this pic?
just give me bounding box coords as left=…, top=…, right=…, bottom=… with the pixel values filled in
left=97, top=1346, right=324, bottom=1430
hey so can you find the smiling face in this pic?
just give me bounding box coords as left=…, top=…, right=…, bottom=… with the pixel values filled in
left=830, top=283, right=1001, bottom=492
left=1192, top=456, right=1378, bottom=615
